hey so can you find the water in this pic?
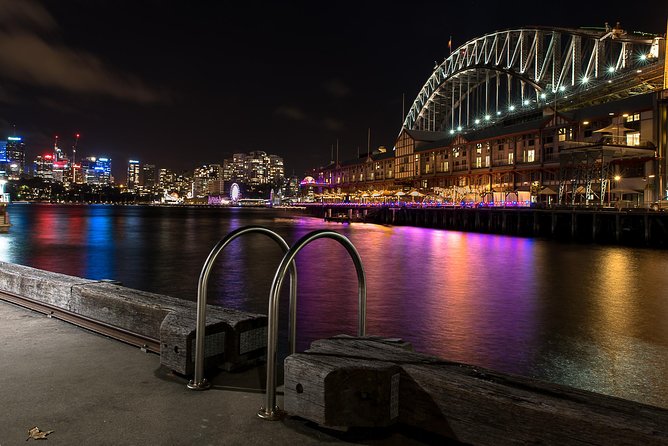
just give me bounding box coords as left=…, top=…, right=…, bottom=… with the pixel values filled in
left=3, top=203, right=668, bottom=408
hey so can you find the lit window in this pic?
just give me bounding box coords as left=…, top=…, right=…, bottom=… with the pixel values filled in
left=626, top=132, right=640, bottom=146
left=528, top=150, right=535, bottom=162
left=485, top=155, right=490, bottom=167
left=508, top=153, right=514, bottom=164
left=476, top=157, right=482, bottom=168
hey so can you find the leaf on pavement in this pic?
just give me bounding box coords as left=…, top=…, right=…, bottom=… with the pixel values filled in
left=26, top=426, right=54, bottom=441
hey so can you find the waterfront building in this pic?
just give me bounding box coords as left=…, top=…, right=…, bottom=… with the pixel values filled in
left=127, top=160, right=140, bottom=190
left=192, top=164, right=224, bottom=197
left=313, top=24, right=666, bottom=207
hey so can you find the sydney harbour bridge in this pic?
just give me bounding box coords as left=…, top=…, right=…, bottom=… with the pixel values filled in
left=403, top=23, right=664, bottom=134
left=313, top=23, right=666, bottom=207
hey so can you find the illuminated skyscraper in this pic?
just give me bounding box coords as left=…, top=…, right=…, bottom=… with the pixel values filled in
left=81, top=157, right=112, bottom=185
left=34, top=154, right=54, bottom=181
left=1, top=137, right=26, bottom=179
left=127, top=160, right=140, bottom=190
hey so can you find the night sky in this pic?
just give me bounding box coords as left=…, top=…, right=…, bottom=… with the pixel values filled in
left=0, top=0, right=665, bottom=181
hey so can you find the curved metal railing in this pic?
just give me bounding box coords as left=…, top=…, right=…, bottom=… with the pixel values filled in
left=187, top=226, right=297, bottom=390
left=257, top=229, right=367, bottom=420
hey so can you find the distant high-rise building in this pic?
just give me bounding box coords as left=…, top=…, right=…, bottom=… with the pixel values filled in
left=222, top=151, right=284, bottom=186
left=127, top=160, right=140, bottom=190
left=158, top=168, right=176, bottom=192
left=268, top=155, right=285, bottom=183
left=81, top=157, right=112, bottom=186
left=141, top=164, right=156, bottom=191
left=1, top=136, right=26, bottom=179
left=34, top=154, right=54, bottom=181
left=192, top=164, right=224, bottom=197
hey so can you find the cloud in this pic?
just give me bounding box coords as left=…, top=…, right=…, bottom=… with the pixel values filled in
left=0, top=0, right=160, bottom=103
left=322, top=117, right=343, bottom=131
left=323, top=79, right=350, bottom=97
left=274, top=105, right=307, bottom=121
left=275, top=105, right=344, bottom=132
left=0, top=0, right=57, bottom=32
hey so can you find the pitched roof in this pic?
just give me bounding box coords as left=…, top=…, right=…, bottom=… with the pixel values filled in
left=403, top=129, right=450, bottom=142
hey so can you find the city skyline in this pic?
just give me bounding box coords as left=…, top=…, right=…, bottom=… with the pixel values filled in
left=0, top=0, right=665, bottom=180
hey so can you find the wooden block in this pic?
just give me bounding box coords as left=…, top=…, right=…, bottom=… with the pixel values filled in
left=0, top=261, right=268, bottom=376
left=284, top=337, right=668, bottom=445
left=284, top=352, right=402, bottom=428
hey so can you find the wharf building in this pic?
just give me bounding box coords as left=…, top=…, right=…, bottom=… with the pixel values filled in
left=313, top=24, right=667, bottom=207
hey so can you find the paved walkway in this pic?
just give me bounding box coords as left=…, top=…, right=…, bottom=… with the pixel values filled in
left=0, top=301, right=443, bottom=446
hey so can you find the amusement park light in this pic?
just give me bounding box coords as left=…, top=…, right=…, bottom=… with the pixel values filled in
left=582, top=121, right=590, bottom=125
left=474, top=119, right=480, bottom=124
left=640, top=54, right=647, bottom=61
left=540, top=93, right=547, bottom=100
left=558, top=85, right=566, bottom=92
left=496, top=111, right=502, bottom=115
left=509, top=105, right=516, bottom=111
left=449, top=129, right=455, bottom=134
left=457, top=126, right=462, bottom=131
left=523, top=100, right=530, bottom=106
left=484, top=115, right=491, bottom=120
left=581, top=77, right=589, bottom=84
left=614, top=175, right=621, bottom=181
left=607, top=66, right=615, bottom=73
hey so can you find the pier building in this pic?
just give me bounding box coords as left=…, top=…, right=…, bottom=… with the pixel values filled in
left=313, top=24, right=667, bottom=208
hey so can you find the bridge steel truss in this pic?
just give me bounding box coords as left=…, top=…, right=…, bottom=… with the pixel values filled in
left=404, top=26, right=664, bottom=133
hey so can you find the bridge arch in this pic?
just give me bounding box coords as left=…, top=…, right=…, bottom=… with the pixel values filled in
left=404, top=25, right=663, bottom=133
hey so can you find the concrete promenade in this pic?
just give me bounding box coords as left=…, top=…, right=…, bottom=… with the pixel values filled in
left=0, top=300, right=442, bottom=446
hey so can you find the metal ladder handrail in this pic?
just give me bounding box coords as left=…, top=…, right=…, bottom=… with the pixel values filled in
left=187, top=225, right=297, bottom=390
left=258, top=229, right=367, bottom=420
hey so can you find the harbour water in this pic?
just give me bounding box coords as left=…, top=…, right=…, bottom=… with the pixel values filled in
left=2, top=203, right=668, bottom=408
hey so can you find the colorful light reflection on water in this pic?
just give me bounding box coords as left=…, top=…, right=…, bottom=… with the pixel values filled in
left=2, top=203, right=668, bottom=408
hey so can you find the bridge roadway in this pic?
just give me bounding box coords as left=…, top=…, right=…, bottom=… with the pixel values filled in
left=0, top=299, right=452, bottom=446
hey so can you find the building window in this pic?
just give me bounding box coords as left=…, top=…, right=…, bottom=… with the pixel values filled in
left=625, top=113, right=640, bottom=122
left=626, top=132, right=640, bottom=146
left=485, top=155, right=490, bottom=167
left=508, top=153, right=514, bottom=164
left=476, top=156, right=482, bottom=168
left=527, top=149, right=535, bottom=162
